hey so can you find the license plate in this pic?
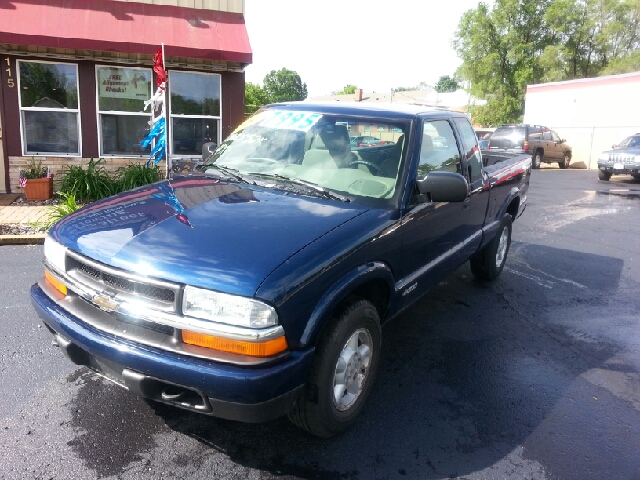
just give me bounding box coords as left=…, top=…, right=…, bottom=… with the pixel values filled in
left=613, top=163, right=624, bottom=170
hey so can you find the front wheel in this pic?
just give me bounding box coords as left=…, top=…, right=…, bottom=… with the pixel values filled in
left=598, top=170, right=612, bottom=181
left=288, top=298, right=381, bottom=437
left=470, top=214, right=512, bottom=281
left=558, top=153, right=571, bottom=169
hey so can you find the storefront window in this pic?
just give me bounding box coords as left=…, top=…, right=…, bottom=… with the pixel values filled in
left=97, top=66, right=153, bottom=156
left=18, top=61, right=80, bottom=155
left=169, top=71, right=220, bottom=156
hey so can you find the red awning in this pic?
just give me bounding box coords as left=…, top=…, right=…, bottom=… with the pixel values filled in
left=0, top=0, right=252, bottom=64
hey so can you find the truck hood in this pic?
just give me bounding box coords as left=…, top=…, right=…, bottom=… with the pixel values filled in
left=51, top=176, right=367, bottom=296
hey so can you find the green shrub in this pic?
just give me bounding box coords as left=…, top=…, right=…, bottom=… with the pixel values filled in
left=58, top=158, right=117, bottom=202
left=41, top=192, right=82, bottom=230
left=115, top=163, right=161, bottom=192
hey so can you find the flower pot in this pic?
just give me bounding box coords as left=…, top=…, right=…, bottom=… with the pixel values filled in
left=24, top=176, right=53, bottom=201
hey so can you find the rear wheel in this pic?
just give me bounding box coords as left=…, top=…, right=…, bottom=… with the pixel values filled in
left=288, top=298, right=381, bottom=437
left=532, top=151, right=542, bottom=169
left=471, top=214, right=512, bottom=281
left=558, top=153, right=571, bottom=169
left=598, top=170, right=612, bottom=181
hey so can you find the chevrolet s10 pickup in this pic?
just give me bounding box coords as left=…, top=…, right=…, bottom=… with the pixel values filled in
left=32, top=103, right=531, bottom=437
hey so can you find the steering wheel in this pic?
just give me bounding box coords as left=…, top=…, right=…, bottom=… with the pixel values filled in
left=348, top=160, right=383, bottom=176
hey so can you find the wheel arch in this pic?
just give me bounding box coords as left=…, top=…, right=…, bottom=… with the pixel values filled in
left=299, top=262, right=394, bottom=347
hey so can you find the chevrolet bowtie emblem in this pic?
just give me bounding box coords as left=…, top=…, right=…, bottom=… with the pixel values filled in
left=93, top=294, right=119, bottom=312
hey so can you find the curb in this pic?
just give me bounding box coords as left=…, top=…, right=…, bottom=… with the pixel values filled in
left=0, top=234, right=47, bottom=245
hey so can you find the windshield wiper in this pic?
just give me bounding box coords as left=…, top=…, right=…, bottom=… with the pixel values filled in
left=247, top=173, right=351, bottom=203
left=203, top=164, right=252, bottom=184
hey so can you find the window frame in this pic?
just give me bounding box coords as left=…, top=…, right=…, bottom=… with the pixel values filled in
left=17, top=59, right=81, bottom=157
left=95, top=65, right=154, bottom=159
left=168, top=70, right=222, bottom=159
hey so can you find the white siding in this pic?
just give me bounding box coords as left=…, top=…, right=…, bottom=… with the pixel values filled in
left=524, top=72, right=640, bottom=168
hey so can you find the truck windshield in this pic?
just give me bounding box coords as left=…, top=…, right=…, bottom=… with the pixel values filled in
left=202, top=109, right=409, bottom=204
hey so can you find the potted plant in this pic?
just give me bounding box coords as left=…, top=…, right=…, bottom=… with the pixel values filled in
left=19, top=157, right=54, bottom=201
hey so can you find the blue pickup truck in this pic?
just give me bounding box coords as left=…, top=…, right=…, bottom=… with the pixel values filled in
left=31, top=103, right=530, bottom=437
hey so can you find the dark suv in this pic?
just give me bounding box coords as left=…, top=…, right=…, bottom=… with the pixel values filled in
left=489, top=124, right=572, bottom=169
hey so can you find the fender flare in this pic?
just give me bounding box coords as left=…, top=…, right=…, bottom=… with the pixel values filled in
left=299, top=261, right=395, bottom=346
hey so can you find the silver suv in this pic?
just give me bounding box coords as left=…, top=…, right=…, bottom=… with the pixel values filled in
left=597, top=134, right=640, bottom=181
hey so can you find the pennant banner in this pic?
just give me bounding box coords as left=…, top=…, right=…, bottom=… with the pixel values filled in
left=140, top=46, right=168, bottom=166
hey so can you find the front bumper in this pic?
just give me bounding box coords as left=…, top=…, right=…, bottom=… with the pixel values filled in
left=31, top=283, right=314, bottom=422
left=598, top=162, right=640, bottom=175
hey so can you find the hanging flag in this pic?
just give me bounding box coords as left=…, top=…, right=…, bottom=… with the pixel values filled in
left=140, top=45, right=168, bottom=166
left=19, top=171, right=27, bottom=188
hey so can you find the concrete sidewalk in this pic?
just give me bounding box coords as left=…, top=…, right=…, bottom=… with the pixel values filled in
left=0, top=194, right=48, bottom=245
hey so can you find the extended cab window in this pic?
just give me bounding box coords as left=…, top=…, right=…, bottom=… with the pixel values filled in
left=453, top=117, right=482, bottom=183
left=418, top=120, right=460, bottom=177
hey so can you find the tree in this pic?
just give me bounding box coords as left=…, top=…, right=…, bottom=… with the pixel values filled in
left=434, top=75, right=460, bottom=93
left=245, top=82, right=269, bottom=115
left=453, top=0, right=640, bottom=125
left=262, top=68, right=308, bottom=103
left=331, top=84, right=358, bottom=95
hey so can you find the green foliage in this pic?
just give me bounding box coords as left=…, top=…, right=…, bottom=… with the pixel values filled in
left=58, top=159, right=162, bottom=203
left=19, top=62, right=78, bottom=109
left=434, top=75, right=461, bottom=93
left=263, top=68, right=308, bottom=103
left=332, top=84, right=358, bottom=95
left=453, top=0, right=640, bottom=124
left=245, top=81, right=269, bottom=115
left=115, top=163, right=161, bottom=191
left=21, top=157, right=48, bottom=179
left=58, top=158, right=117, bottom=203
left=41, top=192, right=82, bottom=230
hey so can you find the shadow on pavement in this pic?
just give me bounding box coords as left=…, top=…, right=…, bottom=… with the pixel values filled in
left=66, top=242, right=640, bottom=479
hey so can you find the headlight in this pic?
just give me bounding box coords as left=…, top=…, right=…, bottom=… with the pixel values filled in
left=182, top=286, right=278, bottom=328
left=598, top=153, right=610, bottom=162
left=44, top=236, right=67, bottom=274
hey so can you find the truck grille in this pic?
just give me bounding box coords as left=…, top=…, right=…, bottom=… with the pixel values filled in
left=66, top=251, right=179, bottom=311
left=607, top=154, right=636, bottom=164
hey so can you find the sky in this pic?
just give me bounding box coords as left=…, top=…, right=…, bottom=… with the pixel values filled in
left=243, top=0, right=486, bottom=97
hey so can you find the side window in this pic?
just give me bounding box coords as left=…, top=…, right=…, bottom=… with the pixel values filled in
left=18, top=60, right=80, bottom=156
left=418, top=120, right=461, bottom=177
left=551, top=131, right=561, bottom=142
left=542, top=130, right=553, bottom=140
left=453, top=117, right=483, bottom=183
left=529, top=126, right=543, bottom=141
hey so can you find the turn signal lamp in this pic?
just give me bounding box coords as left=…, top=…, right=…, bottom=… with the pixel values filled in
left=182, top=330, right=288, bottom=357
left=523, top=140, right=529, bottom=151
left=45, top=270, right=67, bottom=296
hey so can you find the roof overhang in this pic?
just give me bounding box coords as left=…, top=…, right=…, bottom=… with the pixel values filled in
left=0, top=0, right=252, bottom=65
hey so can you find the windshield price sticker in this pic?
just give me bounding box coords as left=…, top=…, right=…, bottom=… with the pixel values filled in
left=259, top=111, right=321, bottom=131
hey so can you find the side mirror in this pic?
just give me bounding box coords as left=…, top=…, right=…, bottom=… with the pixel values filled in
left=612, top=144, right=618, bottom=149
left=202, top=142, right=218, bottom=160
left=561, top=139, right=566, bottom=143
left=416, top=171, right=468, bottom=203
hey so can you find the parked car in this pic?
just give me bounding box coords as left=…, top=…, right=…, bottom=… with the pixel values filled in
left=478, top=135, right=491, bottom=150
left=488, top=124, right=572, bottom=169
left=32, top=103, right=530, bottom=438
left=350, top=135, right=393, bottom=147
left=597, top=134, right=640, bottom=181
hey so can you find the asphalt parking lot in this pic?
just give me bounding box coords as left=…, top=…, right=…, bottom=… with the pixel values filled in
left=1, top=169, right=639, bottom=480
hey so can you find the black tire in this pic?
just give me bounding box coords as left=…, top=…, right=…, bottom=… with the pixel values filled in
left=288, top=298, right=381, bottom=438
left=532, top=151, right=542, bottom=169
left=470, top=214, right=512, bottom=281
left=558, top=153, right=571, bottom=169
left=598, top=170, right=612, bottom=181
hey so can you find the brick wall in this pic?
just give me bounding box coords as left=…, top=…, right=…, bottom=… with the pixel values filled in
left=9, top=156, right=167, bottom=194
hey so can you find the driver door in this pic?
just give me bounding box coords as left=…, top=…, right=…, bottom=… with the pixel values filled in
left=396, top=118, right=471, bottom=302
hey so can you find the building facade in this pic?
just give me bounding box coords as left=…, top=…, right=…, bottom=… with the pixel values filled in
left=524, top=71, right=640, bottom=169
left=0, top=0, right=252, bottom=193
